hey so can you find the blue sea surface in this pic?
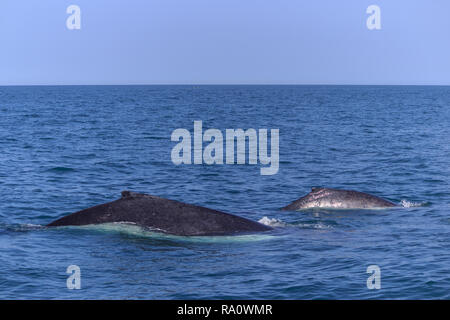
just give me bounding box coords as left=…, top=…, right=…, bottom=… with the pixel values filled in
left=0, top=85, right=449, bottom=299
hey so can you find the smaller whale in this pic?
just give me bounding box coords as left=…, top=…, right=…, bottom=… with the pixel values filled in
left=281, top=187, right=396, bottom=210
left=47, top=191, right=272, bottom=236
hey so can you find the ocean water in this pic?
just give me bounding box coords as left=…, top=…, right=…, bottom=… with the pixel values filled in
left=0, top=85, right=449, bottom=299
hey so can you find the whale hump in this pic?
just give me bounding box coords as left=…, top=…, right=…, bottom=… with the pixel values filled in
left=282, top=187, right=396, bottom=210
left=48, top=191, right=272, bottom=236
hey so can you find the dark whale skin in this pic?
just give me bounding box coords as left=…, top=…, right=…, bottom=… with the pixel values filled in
left=47, top=191, right=272, bottom=236
left=282, top=187, right=397, bottom=210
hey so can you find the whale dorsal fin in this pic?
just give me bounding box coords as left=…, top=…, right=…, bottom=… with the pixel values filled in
left=311, top=187, right=324, bottom=192
left=121, top=191, right=133, bottom=199
left=121, top=191, right=147, bottom=199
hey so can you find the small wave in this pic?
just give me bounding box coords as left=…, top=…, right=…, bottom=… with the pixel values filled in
left=399, top=200, right=429, bottom=208
left=142, top=135, right=166, bottom=140
left=258, top=216, right=287, bottom=227
left=258, top=217, right=332, bottom=230
left=3, top=223, right=45, bottom=232
left=47, top=167, right=75, bottom=173
left=295, top=222, right=332, bottom=230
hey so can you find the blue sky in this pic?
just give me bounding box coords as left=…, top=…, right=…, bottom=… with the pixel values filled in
left=0, top=0, right=449, bottom=85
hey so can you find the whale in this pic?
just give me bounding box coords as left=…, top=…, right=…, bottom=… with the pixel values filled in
left=47, top=191, right=272, bottom=236
left=281, top=187, right=397, bottom=210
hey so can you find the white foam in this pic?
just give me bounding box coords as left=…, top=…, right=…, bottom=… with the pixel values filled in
left=399, top=199, right=427, bottom=208
left=258, top=216, right=287, bottom=227
left=296, top=222, right=332, bottom=229
left=10, top=223, right=46, bottom=232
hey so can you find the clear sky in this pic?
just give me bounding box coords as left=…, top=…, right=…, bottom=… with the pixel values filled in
left=0, top=0, right=449, bottom=85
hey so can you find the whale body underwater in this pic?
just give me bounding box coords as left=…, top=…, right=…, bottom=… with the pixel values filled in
left=282, top=187, right=396, bottom=210
left=47, top=191, right=272, bottom=236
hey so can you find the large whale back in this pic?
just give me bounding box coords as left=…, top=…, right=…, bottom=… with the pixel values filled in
left=47, top=191, right=271, bottom=236
left=282, top=187, right=396, bottom=210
